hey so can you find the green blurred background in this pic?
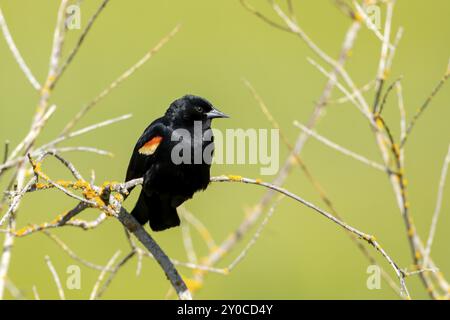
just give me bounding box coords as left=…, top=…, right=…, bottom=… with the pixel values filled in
left=0, top=0, right=449, bottom=299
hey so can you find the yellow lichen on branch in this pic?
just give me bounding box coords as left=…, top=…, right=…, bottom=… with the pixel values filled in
left=227, top=175, right=243, bottom=182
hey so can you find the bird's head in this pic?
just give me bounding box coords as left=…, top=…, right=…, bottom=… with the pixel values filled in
left=166, top=94, right=229, bottom=124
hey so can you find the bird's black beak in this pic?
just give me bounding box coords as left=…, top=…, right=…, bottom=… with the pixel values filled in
left=206, top=107, right=229, bottom=119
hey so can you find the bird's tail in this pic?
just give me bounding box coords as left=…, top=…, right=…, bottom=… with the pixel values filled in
left=131, top=191, right=180, bottom=232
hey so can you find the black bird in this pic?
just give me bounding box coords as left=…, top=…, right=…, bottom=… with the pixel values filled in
left=126, top=95, right=228, bottom=231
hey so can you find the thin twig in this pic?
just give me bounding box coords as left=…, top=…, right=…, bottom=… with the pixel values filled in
left=227, top=196, right=282, bottom=272
left=89, top=250, right=120, bottom=300
left=328, top=80, right=375, bottom=105
left=45, top=255, right=65, bottom=300
left=96, top=251, right=136, bottom=299
left=0, top=7, right=41, bottom=90
left=293, top=121, right=386, bottom=172
left=353, top=1, right=394, bottom=49
left=239, top=0, right=291, bottom=32
left=41, top=114, right=132, bottom=150
left=401, top=62, right=450, bottom=147
left=179, top=207, right=217, bottom=251
left=181, top=221, right=197, bottom=264
left=43, top=231, right=114, bottom=272
left=32, top=286, right=40, bottom=300
left=378, top=76, right=403, bottom=115
left=54, top=0, right=110, bottom=87
left=372, top=0, right=395, bottom=114
left=60, top=24, right=181, bottom=135
left=423, top=145, right=450, bottom=268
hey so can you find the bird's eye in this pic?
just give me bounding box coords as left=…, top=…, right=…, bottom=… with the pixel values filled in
left=195, top=106, right=203, bottom=113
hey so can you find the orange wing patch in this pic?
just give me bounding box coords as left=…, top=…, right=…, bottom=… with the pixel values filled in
left=138, top=136, right=163, bottom=155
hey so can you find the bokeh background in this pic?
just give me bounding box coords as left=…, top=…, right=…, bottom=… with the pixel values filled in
left=0, top=0, right=449, bottom=299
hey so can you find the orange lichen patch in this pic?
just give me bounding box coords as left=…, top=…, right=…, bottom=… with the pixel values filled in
left=183, top=277, right=203, bottom=293
left=82, top=187, right=97, bottom=199
left=407, top=226, right=415, bottom=237
left=101, top=181, right=111, bottom=188
left=53, top=214, right=65, bottom=223
left=24, top=168, right=34, bottom=177
left=32, top=162, right=49, bottom=180
left=415, top=250, right=422, bottom=260
left=192, top=267, right=205, bottom=278
left=40, top=84, right=50, bottom=96
left=93, top=197, right=106, bottom=207
left=39, top=222, right=49, bottom=229
left=392, top=143, right=400, bottom=156
left=55, top=180, right=73, bottom=188
left=33, top=162, right=41, bottom=172
left=15, top=224, right=42, bottom=236
left=73, top=180, right=90, bottom=190
left=375, top=116, right=384, bottom=130
left=138, top=136, right=163, bottom=155
left=47, top=74, right=56, bottom=83
left=407, top=216, right=414, bottom=226
left=354, top=11, right=363, bottom=22
left=35, top=182, right=49, bottom=189
left=114, top=194, right=124, bottom=202
left=227, top=175, right=243, bottom=182
left=363, top=234, right=376, bottom=243
left=14, top=226, right=33, bottom=237
left=255, top=178, right=263, bottom=184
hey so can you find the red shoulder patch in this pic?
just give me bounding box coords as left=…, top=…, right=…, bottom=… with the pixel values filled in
left=138, top=136, right=163, bottom=155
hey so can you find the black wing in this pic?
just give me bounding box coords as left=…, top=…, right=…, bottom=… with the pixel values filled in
left=125, top=119, right=168, bottom=184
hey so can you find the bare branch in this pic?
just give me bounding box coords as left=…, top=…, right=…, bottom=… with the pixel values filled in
left=239, top=0, right=291, bottom=32
left=210, top=175, right=410, bottom=298
left=0, top=167, right=25, bottom=299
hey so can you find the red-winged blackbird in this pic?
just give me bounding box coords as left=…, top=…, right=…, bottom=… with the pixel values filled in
left=126, top=95, right=228, bottom=231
